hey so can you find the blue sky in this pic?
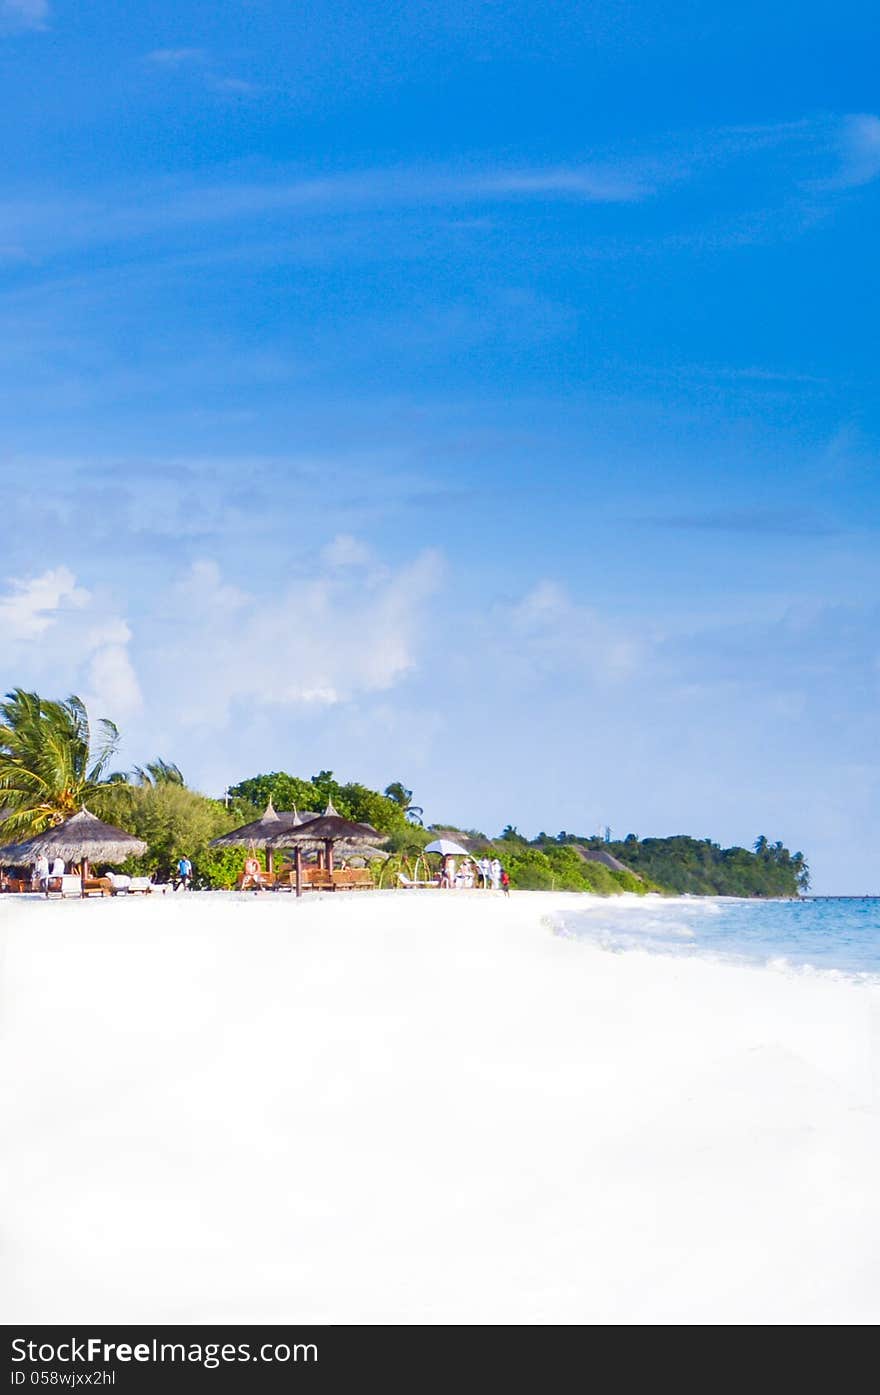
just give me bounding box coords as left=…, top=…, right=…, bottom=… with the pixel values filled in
left=1, top=1, right=878, bottom=890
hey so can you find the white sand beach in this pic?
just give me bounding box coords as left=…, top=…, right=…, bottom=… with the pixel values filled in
left=2, top=890, right=878, bottom=1325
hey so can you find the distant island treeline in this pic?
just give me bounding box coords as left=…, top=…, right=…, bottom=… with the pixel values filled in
left=0, top=689, right=808, bottom=896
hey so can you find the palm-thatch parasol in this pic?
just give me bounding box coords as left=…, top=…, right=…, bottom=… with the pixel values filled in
left=0, top=807, right=148, bottom=895
left=266, top=800, right=387, bottom=896
left=334, top=842, right=389, bottom=865
left=208, top=801, right=321, bottom=873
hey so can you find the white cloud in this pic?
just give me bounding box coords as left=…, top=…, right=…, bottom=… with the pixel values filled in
left=504, top=580, right=641, bottom=684
left=0, top=567, right=89, bottom=641
left=321, top=534, right=374, bottom=568
left=0, top=157, right=665, bottom=258
left=0, top=538, right=441, bottom=752
left=85, top=619, right=135, bottom=650
left=1, top=1, right=48, bottom=30
left=145, top=548, right=444, bottom=729
left=479, top=166, right=653, bottom=202
left=208, top=75, right=260, bottom=96
left=0, top=566, right=142, bottom=719
left=175, top=559, right=248, bottom=614
left=86, top=638, right=142, bottom=722
left=835, top=113, right=880, bottom=188
left=145, top=48, right=207, bottom=66
left=144, top=48, right=258, bottom=98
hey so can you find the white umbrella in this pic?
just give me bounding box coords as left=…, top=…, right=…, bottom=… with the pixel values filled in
left=424, top=838, right=470, bottom=856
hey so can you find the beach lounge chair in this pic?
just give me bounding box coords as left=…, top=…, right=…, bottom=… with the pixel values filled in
left=127, top=876, right=155, bottom=893
left=44, top=874, right=94, bottom=898
left=397, top=872, right=440, bottom=888
left=80, top=876, right=114, bottom=897
left=236, top=870, right=276, bottom=891
left=302, top=867, right=335, bottom=891
left=273, top=866, right=336, bottom=892
left=330, top=868, right=375, bottom=890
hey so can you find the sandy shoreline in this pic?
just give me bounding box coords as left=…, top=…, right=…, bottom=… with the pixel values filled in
left=2, top=890, right=878, bottom=1324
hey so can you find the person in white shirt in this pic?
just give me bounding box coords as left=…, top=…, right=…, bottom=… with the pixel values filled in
left=33, top=853, right=50, bottom=891
left=490, top=857, right=502, bottom=891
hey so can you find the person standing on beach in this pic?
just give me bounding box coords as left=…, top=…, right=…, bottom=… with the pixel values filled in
left=33, top=853, right=49, bottom=892
left=490, top=857, right=502, bottom=891
left=500, top=868, right=510, bottom=897
left=176, top=855, right=193, bottom=890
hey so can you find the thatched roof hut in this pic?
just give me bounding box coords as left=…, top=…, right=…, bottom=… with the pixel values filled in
left=209, top=802, right=321, bottom=870
left=0, top=808, right=147, bottom=868
left=265, top=800, right=386, bottom=892
left=209, top=800, right=320, bottom=847
left=267, top=800, right=384, bottom=853
left=334, top=842, right=389, bottom=864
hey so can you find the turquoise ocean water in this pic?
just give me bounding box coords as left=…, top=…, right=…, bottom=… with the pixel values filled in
left=555, top=896, right=880, bottom=980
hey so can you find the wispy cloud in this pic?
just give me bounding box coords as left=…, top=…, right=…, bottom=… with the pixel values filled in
left=644, top=507, right=845, bottom=538
left=478, top=165, right=657, bottom=202
left=145, top=48, right=208, bottom=67
left=833, top=113, right=880, bottom=188
left=498, top=580, right=641, bottom=686
left=144, top=46, right=259, bottom=96
left=0, top=160, right=665, bottom=260
left=321, top=534, right=375, bottom=568
left=1, top=0, right=48, bottom=30
left=206, top=75, right=261, bottom=97
left=3, top=111, right=876, bottom=267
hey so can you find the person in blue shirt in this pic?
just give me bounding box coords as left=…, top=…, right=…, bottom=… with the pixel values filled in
left=175, top=855, right=193, bottom=890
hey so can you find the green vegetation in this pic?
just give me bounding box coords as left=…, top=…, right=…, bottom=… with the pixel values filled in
left=530, top=831, right=809, bottom=897
left=0, top=688, right=121, bottom=839
left=101, top=781, right=239, bottom=886
left=227, top=770, right=416, bottom=840
left=0, top=687, right=809, bottom=896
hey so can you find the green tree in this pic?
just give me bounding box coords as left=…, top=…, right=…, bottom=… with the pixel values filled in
left=104, top=781, right=235, bottom=883
left=0, top=688, right=120, bottom=839
left=226, top=770, right=412, bottom=839
left=500, top=824, right=525, bottom=843
left=226, top=771, right=323, bottom=816
left=311, top=770, right=340, bottom=805
left=132, top=759, right=185, bottom=787
left=384, top=781, right=424, bottom=824
left=605, top=832, right=804, bottom=897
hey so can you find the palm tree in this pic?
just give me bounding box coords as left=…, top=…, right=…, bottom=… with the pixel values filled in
left=132, top=759, right=185, bottom=787
left=384, top=781, right=424, bottom=825
left=791, top=851, right=810, bottom=893
left=0, top=688, right=120, bottom=839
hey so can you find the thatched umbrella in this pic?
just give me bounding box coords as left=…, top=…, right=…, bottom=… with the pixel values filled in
left=335, top=842, right=388, bottom=865
left=208, top=801, right=320, bottom=874
left=0, top=808, right=148, bottom=896
left=266, top=800, right=386, bottom=896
